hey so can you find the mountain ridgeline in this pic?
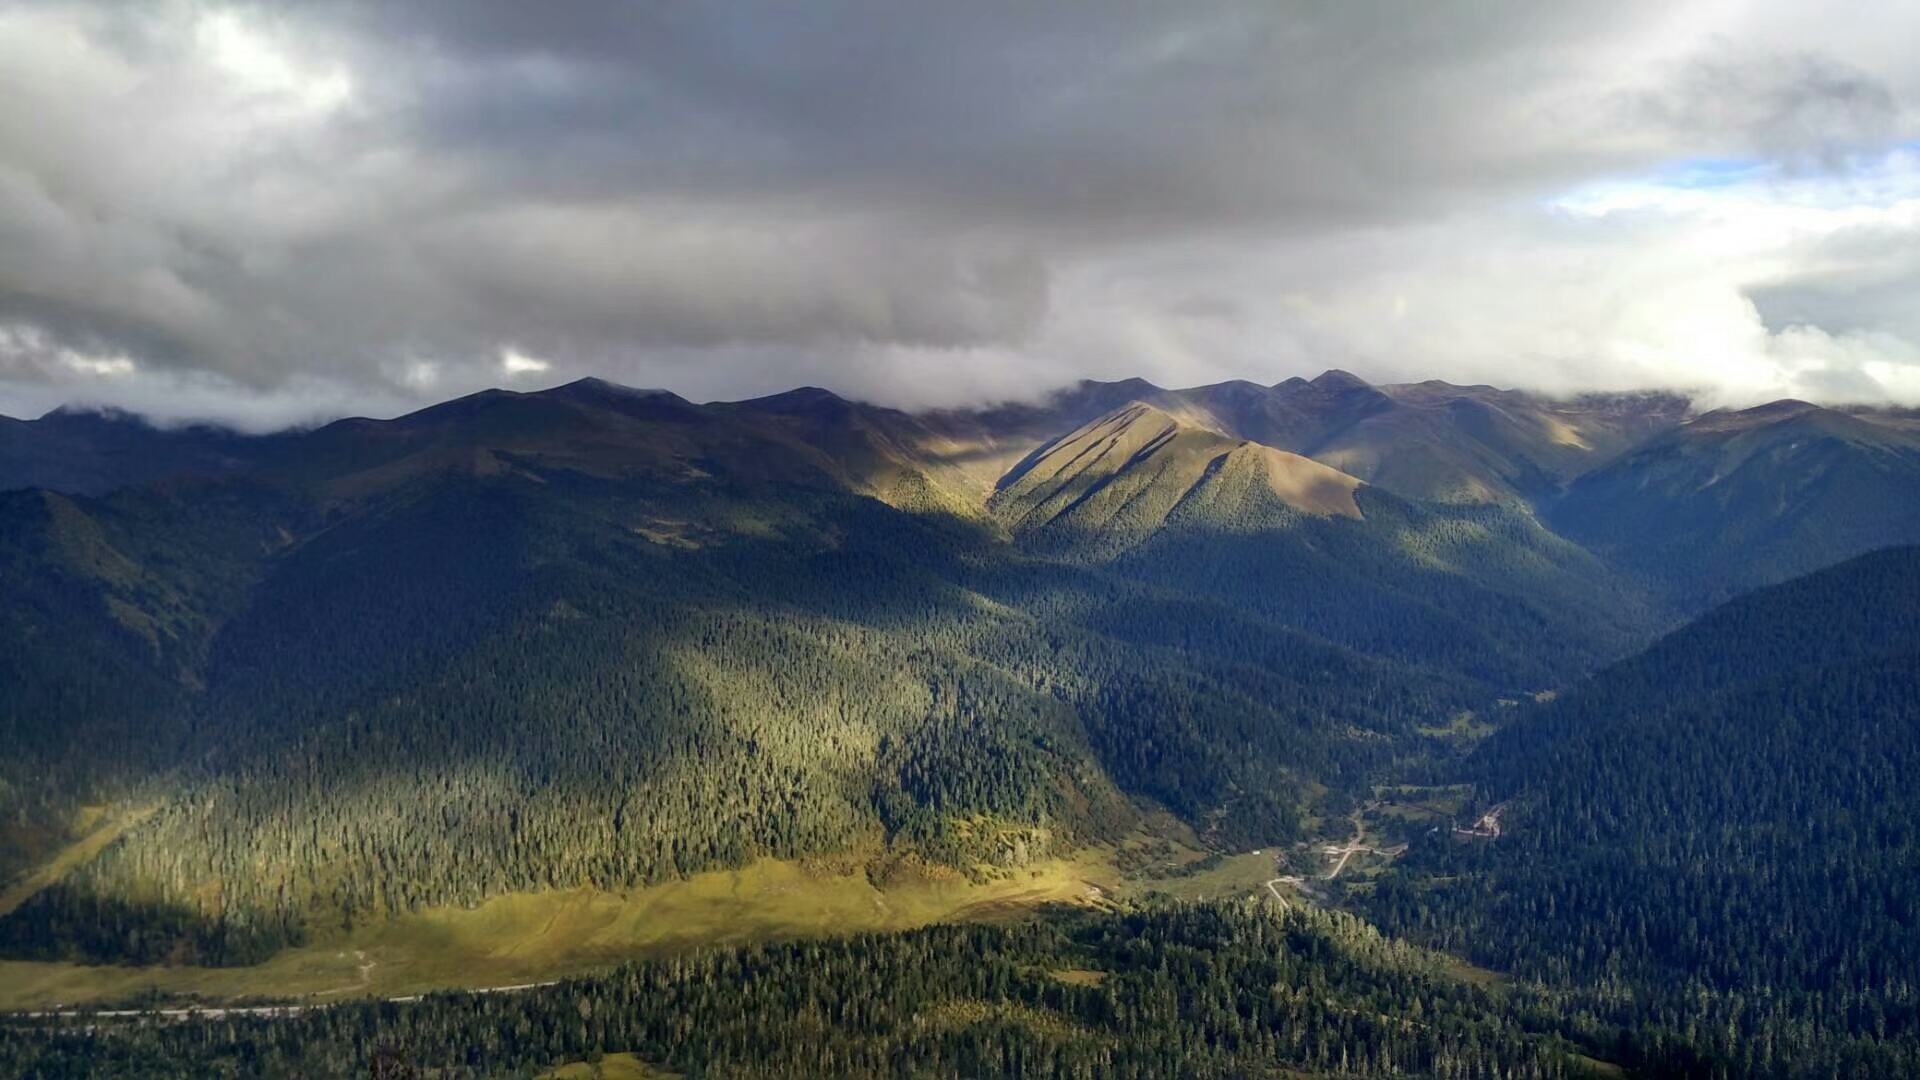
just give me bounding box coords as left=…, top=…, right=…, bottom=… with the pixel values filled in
left=0, top=373, right=1647, bottom=964
left=3, top=371, right=1920, bottom=1076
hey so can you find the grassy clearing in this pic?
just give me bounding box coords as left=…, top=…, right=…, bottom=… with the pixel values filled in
left=1568, top=1054, right=1629, bottom=1079
left=1434, top=953, right=1508, bottom=993
left=1119, top=851, right=1279, bottom=904
left=0, top=803, right=160, bottom=923
left=0, top=826, right=1312, bottom=1012
left=541, top=1053, right=679, bottom=1079
left=1350, top=785, right=1477, bottom=853
left=0, top=849, right=1124, bottom=1010
left=1104, top=810, right=1287, bottom=903
left=915, top=998, right=1096, bottom=1041
left=1415, top=712, right=1497, bottom=743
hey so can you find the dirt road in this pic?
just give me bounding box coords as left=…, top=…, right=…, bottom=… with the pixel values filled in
left=12, top=979, right=562, bottom=1024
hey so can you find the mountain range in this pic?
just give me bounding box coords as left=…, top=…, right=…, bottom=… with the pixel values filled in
left=4, top=369, right=1920, bottom=1076
left=10, top=371, right=1914, bottom=584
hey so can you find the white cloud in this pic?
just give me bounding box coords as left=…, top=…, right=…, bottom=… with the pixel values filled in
left=981, top=144, right=1920, bottom=409
left=196, top=9, right=353, bottom=116
left=500, top=348, right=551, bottom=376
left=3, top=1, right=1920, bottom=423
left=65, top=355, right=136, bottom=378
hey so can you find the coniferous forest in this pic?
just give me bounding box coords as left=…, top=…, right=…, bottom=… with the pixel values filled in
left=11, top=2, right=1920, bottom=1073
left=0, top=904, right=1613, bottom=1079
left=2, top=375, right=1920, bottom=1078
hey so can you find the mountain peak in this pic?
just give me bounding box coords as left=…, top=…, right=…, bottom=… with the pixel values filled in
left=729, top=386, right=857, bottom=418
left=1219, top=442, right=1365, bottom=519
left=559, top=375, right=622, bottom=392
left=994, top=400, right=1209, bottom=498
left=1738, top=398, right=1821, bottom=420
left=554, top=375, right=635, bottom=395
left=1685, top=398, right=1828, bottom=435
left=1310, top=369, right=1375, bottom=392
left=1041, top=377, right=1173, bottom=416
left=1106, top=398, right=1191, bottom=427
left=541, top=377, right=687, bottom=408
left=994, top=398, right=1364, bottom=531
left=1106, top=398, right=1238, bottom=439
left=1077, top=377, right=1161, bottom=396
left=1188, top=379, right=1273, bottom=403
left=36, top=405, right=150, bottom=429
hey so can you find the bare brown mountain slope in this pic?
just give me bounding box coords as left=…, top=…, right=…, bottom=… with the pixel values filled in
left=925, top=371, right=1693, bottom=506
left=990, top=402, right=1363, bottom=548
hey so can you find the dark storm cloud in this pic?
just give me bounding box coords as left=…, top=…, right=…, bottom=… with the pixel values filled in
left=1, top=0, right=1919, bottom=425
left=1630, top=47, right=1900, bottom=165
left=319, top=0, right=1669, bottom=230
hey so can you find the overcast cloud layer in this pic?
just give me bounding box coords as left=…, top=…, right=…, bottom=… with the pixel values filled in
left=3, top=0, right=1919, bottom=428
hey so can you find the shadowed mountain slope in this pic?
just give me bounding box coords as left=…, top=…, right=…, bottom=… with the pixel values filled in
left=0, top=409, right=273, bottom=495
left=0, top=382, right=1527, bottom=966
left=1549, top=399, right=1920, bottom=605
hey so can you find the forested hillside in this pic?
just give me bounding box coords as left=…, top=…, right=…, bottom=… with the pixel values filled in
left=990, top=402, right=1653, bottom=684
left=1366, top=546, right=1920, bottom=1079
left=6, top=376, right=1920, bottom=1077
left=0, top=380, right=1557, bottom=967
left=1550, top=402, right=1920, bottom=605
left=11, top=0, right=1920, bottom=1073
left=0, top=410, right=270, bottom=496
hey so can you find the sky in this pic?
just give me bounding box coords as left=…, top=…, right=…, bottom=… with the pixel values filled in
left=3, top=1, right=1920, bottom=429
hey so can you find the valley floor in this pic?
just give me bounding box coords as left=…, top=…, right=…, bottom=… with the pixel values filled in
left=0, top=835, right=1287, bottom=1012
